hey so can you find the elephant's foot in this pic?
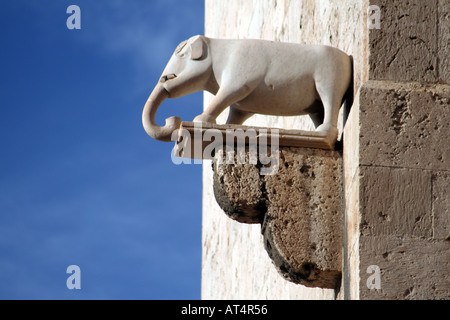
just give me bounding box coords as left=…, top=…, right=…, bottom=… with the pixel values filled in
left=193, top=114, right=217, bottom=124
left=315, top=123, right=338, bottom=144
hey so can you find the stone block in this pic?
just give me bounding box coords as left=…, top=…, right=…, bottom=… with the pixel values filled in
left=359, top=236, right=450, bottom=299
left=359, top=80, right=450, bottom=170
left=368, top=0, right=438, bottom=83
left=432, top=171, right=450, bottom=240
left=438, top=0, right=450, bottom=83
left=360, top=165, right=432, bottom=238
left=212, top=154, right=265, bottom=224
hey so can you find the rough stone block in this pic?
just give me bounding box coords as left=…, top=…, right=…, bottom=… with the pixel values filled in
left=213, top=147, right=344, bottom=288
left=432, top=171, right=450, bottom=240
left=359, top=236, right=450, bottom=299
left=212, top=153, right=266, bottom=224
left=359, top=165, right=432, bottom=238
left=438, top=0, right=450, bottom=83
left=368, top=0, right=438, bottom=83
left=359, top=80, right=450, bottom=170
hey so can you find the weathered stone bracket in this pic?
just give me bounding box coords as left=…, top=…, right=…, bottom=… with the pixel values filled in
left=173, top=123, right=344, bottom=289
left=212, top=147, right=343, bottom=289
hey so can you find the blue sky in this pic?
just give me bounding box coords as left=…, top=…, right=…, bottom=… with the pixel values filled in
left=0, top=0, right=205, bottom=299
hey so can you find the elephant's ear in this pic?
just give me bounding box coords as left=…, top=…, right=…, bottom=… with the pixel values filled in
left=190, top=36, right=205, bottom=60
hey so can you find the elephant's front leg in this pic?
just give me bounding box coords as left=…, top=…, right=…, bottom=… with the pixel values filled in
left=193, top=85, right=253, bottom=124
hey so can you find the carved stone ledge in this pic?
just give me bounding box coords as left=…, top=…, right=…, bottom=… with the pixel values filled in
left=177, top=122, right=336, bottom=159
left=212, top=147, right=343, bottom=289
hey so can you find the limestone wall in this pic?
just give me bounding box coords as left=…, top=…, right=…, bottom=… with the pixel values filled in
left=349, top=0, right=449, bottom=299
left=201, top=0, right=449, bottom=299
left=202, top=0, right=367, bottom=300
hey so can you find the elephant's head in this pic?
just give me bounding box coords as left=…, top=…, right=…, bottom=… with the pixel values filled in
left=142, top=35, right=211, bottom=142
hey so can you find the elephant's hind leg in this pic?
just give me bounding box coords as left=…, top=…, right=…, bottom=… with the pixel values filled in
left=309, top=109, right=324, bottom=129
left=314, top=84, right=342, bottom=142
left=226, top=106, right=253, bottom=125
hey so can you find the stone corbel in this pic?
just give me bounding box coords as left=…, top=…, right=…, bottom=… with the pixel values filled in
left=174, top=123, right=344, bottom=289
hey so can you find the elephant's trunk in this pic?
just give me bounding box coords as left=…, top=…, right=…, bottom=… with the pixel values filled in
left=142, top=83, right=181, bottom=142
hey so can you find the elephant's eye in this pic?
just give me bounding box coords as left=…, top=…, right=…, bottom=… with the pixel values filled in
left=175, top=42, right=187, bottom=57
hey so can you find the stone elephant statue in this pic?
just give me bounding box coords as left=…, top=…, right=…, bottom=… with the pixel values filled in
left=142, top=35, right=353, bottom=143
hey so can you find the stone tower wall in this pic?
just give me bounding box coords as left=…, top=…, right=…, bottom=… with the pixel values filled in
left=201, top=0, right=449, bottom=300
